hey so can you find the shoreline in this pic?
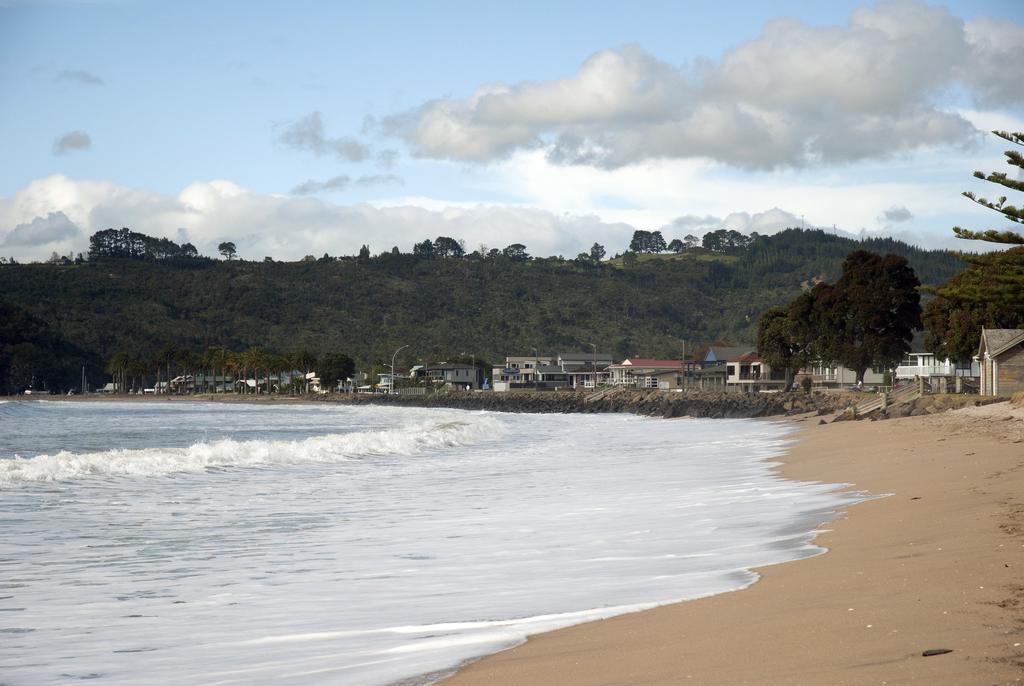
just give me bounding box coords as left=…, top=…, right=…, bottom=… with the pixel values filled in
left=440, top=403, right=1024, bottom=685
left=12, top=393, right=1023, bottom=682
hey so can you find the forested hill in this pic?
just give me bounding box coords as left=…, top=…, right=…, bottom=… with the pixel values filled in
left=0, top=229, right=963, bottom=392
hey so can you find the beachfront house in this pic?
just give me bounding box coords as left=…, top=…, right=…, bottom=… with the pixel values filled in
left=377, top=372, right=397, bottom=394
left=492, top=352, right=610, bottom=391
left=492, top=355, right=555, bottom=391
left=695, top=345, right=752, bottom=391
left=607, top=358, right=685, bottom=389
left=725, top=352, right=787, bottom=393
left=896, top=333, right=979, bottom=391
left=800, top=363, right=886, bottom=390
left=424, top=363, right=480, bottom=390
left=978, top=328, right=1024, bottom=396
left=549, top=351, right=614, bottom=389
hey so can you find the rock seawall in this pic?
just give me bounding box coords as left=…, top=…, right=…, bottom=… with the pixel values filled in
left=323, top=390, right=849, bottom=419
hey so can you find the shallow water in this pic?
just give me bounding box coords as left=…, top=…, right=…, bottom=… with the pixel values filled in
left=0, top=400, right=860, bottom=685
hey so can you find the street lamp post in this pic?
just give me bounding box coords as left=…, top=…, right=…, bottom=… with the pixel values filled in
left=532, top=347, right=538, bottom=390
left=462, top=351, right=477, bottom=390
left=390, top=344, right=409, bottom=395
left=585, top=342, right=597, bottom=390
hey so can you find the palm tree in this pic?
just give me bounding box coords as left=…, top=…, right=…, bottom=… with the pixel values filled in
left=105, top=351, right=130, bottom=394
left=293, top=348, right=316, bottom=394
left=209, top=346, right=232, bottom=393
left=240, top=346, right=267, bottom=394
left=224, top=349, right=241, bottom=394
left=127, top=356, right=147, bottom=394
left=175, top=348, right=198, bottom=394
left=151, top=346, right=176, bottom=394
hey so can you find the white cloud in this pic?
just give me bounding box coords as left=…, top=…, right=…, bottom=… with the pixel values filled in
left=382, top=1, right=1021, bottom=169
left=487, top=149, right=969, bottom=239
left=0, top=175, right=635, bottom=261
left=719, top=208, right=805, bottom=234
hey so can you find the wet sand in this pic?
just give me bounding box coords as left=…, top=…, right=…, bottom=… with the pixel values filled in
left=443, top=404, right=1024, bottom=685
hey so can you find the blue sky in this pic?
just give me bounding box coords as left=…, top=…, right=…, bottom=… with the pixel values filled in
left=2, top=0, right=1023, bottom=260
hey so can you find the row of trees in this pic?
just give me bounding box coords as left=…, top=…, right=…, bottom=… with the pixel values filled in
left=104, top=346, right=355, bottom=395
left=88, top=228, right=201, bottom=261
left=78, top=227, right=759, bottom=267
left=627, top=228, right=756, bottom=255
left=757, top=251, right=922, bottom=385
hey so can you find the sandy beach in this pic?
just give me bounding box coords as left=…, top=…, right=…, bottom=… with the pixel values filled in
left=443, top=402, right=1024, bottom=685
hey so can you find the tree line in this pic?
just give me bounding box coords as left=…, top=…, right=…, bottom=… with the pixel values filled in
left=89, top=227, right=201, bottom=261
left=40, top=226, right=773, bottom=268
left=104, top=345, right=356, bottom=395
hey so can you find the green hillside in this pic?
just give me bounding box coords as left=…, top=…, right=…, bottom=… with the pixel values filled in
left=0, top=229, right=964, bottom=393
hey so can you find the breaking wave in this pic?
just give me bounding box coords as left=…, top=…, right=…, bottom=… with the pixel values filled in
left=0, top=416, right=502, bottom=485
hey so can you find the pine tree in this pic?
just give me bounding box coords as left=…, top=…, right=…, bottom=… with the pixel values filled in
left=924, top=130, right=1024, bottom=360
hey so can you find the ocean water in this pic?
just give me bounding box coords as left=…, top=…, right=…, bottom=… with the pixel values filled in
left=0, top=400, right=861, bottom=685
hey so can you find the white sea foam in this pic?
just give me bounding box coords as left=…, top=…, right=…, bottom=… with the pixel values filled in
left=0, top=403, right=861, bottom=686
left=0, top=415, right=502, bottom=485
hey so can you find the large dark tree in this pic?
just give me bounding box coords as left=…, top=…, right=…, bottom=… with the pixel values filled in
left=502, top=243, right=529, bottom=261
left=413, top=239, right=435, bottom=258
left=218, top=242, right=237, bottom=260
left=702, top=229, right=751, bottom=253
left=319, top=352, right=356, bottom=389
left=433, top=236, right=464, bottom=259
left=819, top=251, right=922, bottom=382
left=628, top=230, right=667, bottom=254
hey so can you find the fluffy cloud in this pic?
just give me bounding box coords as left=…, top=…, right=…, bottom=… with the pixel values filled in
left=56, top=69, right=104, bottom=86
left=660, top=214, right=721, bottom=234
left=659, top=209, right=804, bottom=237
left=1, top=211, right=80, bottom=247
left=276, top=112, right=371, bottom=162
left=53, top=130, right=91, bottom=155
left=0, top=175, right=634, bottom=262
left=384, top=1, right=1020, bottom=169
left=961, top=18, right=1024, bottom=108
